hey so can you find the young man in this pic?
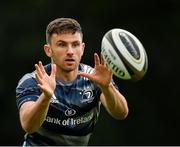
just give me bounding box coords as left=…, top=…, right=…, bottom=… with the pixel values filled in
left=16, top=18, right=129, bottom=146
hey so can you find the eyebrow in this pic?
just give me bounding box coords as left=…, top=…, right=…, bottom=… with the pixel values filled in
left=56, top=40, right=80, bottom=44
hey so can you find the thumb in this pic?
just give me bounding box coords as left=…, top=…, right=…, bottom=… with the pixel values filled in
left=79, top=72, right=93, bottom=81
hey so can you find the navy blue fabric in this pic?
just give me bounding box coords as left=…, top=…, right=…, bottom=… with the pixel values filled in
left=16, top=63, right=103, bottom=145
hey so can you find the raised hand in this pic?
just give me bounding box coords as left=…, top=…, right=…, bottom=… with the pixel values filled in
left=35, top=61, right=56, bottom=98
left=79, top=53, right=112, bottom=89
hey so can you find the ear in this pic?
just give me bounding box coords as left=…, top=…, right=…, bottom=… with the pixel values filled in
left=81, top=43, right=85, bottom=56
left=44, top=44, right=52, bottom=57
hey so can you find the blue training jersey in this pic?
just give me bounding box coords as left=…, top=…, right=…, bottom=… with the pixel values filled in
left=16, top=63, right=102, bottom=146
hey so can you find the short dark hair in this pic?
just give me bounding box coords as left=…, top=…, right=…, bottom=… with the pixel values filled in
left=46, top=18, right=83, bottom=44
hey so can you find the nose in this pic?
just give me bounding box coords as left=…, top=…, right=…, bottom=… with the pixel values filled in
left=67, top=46, right=74, bottom=55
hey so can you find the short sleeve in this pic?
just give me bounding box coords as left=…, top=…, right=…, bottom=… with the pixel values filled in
left=16, top=72, right=41, bottom=109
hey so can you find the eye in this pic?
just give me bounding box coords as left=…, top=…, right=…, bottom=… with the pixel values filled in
left=58, top=42, right=67, bottom=48
left=72, top=42, right=80, bottom=48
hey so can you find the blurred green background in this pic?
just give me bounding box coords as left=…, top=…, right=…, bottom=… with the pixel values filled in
left=0, top=0, right=180, bottom=145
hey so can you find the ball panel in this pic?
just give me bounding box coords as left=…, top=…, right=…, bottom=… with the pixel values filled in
left=101, top=36, right=131, bottom=79
left=111, top=29, right=146, bottom=72
left=101, top=28, right=148, bottom=81
left=119, top=32, right=140, bottom=60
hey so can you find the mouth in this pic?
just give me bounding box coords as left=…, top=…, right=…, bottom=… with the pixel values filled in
left=65, top=59, right=75, bottom=64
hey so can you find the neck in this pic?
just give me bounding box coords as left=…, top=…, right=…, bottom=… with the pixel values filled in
left=56, top=68, right=78, bottom=82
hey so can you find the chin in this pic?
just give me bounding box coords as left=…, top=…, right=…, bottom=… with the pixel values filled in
left=64, top=66, right=77, bottom=72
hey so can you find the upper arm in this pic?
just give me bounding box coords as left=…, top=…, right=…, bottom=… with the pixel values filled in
left=16, top=73, right=40, bottom=109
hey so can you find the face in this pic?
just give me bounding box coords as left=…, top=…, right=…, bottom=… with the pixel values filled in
left=44, top=32, right=85, bottom=73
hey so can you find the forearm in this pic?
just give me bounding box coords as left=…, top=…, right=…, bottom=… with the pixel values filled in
left=100, top=83, right=128, bottom=120
left=20, top=93, right=51, bottom=134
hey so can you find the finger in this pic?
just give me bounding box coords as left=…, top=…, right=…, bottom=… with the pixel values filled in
left=100, top=54, right=105, bottom=65
left=35, top=71, right=43, bottom=85
left=105, top=63, right=113, bottom=74
left=79, top=72, right=93, bottom=81
left=50, top=63, right=56, bottom=78
left=35, top=64, right=43, bottom=79
left=105, top=64, right=113, bottom=76
left=108, top=67, right=113, bottom=75
left=94, top=53, right=100, bottom=66
left=36, top=82, right=45, bottom=92
left=39, top=61, right=46, bottom=75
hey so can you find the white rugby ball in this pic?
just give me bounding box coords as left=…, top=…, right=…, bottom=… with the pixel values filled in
left=101, top=28, right=148, bottom=81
